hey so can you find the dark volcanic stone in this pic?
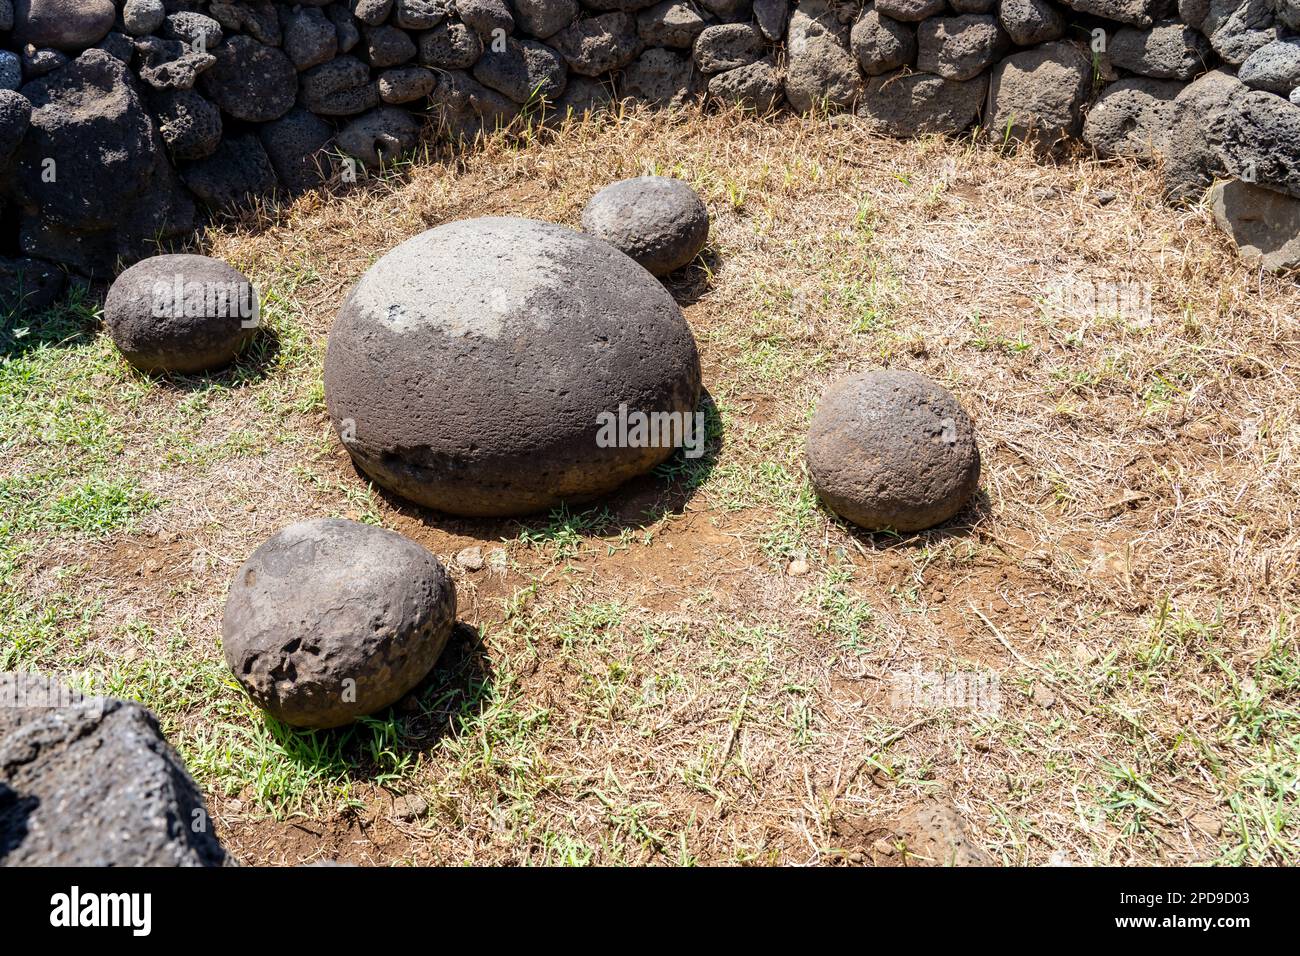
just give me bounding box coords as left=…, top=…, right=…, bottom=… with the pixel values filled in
left=552, top=13, right=643, bottom=76
left=581, top=176, right=709, bottom=276
left=337, top=106, right=422, bottom=165
left=258, top=106, right=334, bottom=189
left=857, top=69, right=987, bottom=135
left=300, top=55, right=381, bottom=114
left=0, top=89, right=31, bottom=168
left=1083, top=77, right=1181, bottom=158
left=876, top=0, right=947, bottom=21
left=0, top=255, right=65, bottom=316
left=621, top=47, right=699, bottom=108
left=636, top=0, right=705, bottom=47
left=997, top=0, right=1064, bottom=46
left=379, top=65, right=438, bottom=104
left=916, top=14, right=1009, bottom=82
left=200, top=35, right=298, bottom=123
left=707, top=56, right=783, bottom=111
left=222, top=518, right=457, bottom=729
left=785, top=0, right=860, bottom=112
left=150, top=87, right=223, bottom=160
left=985, top=40, right=1091, bottom=149
left=1109, top=21, right=1212, bottom=80
left=693, top=23, right=764, bottom=74
left=1222, top=90, right=1300, bottom=199
left=0, top=692, right=228, bottom=866
left=851, top=9, right=916, bottom=77
left=12, top=0, right=115, bottom=51
left=104, top=253, right=259, bottom=373
left=323, top=217, right=702, bottom=517
left=472, top=37, right=568, bottom=104
left=806, top=370, right=980, bottom=532
left=181, top=132, right=280, bottom=210
left=516, top=0, right=579, bottom=38
left=1162, top=68, right=1246, bottom=203
left=363, top=24, right=418, bottom=67
left=417, top=20, right=484, bottom=69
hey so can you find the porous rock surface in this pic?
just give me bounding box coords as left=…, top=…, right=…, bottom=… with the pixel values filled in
left=0, top=0, right=1294, bottom=278
left=0, top=691, right=229, bottom=866
left=323, top=217, right=702, bottom=517
left=806, top=370, right=981, bottom=532
left=104, top=253, right=259, bottom=374
left=580, top=175, right=709, bottom=275
left=222, top=518, right=457, bottom=729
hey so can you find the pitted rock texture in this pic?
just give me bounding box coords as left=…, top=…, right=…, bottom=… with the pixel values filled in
left=0, top=694, right=228, bottom=866
left=222, top=518, right=457, bottom=729
left=323, top=217, right=702, bottom=517
left=806, top=370, right=981, bottom=532
left=104, top=253, right=259, bottom=374
left=581, top=175, right=709, bottom=276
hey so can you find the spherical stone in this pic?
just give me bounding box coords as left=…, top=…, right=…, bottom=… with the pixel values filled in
left=104, top=254, right=259, bottom=374
left=222, top=519, right=457, bottom=729
left=121, top=0, right=166, bottom=37
left=806, top=370, right=980, bottom=533
left=581, top=176, right=709, bottom=277
left=324, top=217, right=702, bottom=517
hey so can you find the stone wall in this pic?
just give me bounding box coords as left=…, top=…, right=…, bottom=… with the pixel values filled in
left=0, top=0, right=1297, bottom=277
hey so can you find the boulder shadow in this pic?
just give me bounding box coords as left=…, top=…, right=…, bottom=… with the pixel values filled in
left=0, top=782, right=38, bottom=862
left=133, top=325, right=283, bottom=392
left=367, top=388, right=725, bottom=544
left=662, top=245, right=724, bottom=307
left=831, top=487, right=995, bottom=553
left=257, top=621, right=495, bottom=786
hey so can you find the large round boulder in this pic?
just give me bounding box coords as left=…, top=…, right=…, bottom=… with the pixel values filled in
left=806, top=370, right=981, bottom=532
left=324, top=217, right=702, bottom=516
left=13, top=0, right=115, bottom=52
left=581, top=176, right=709, bottom=276
left=104, top=254, right=259, bottom=374
left=222, top=519, right=457, bottom=730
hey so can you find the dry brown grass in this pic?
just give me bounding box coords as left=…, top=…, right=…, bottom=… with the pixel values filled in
left=4, top=105, right=1298, bottom=866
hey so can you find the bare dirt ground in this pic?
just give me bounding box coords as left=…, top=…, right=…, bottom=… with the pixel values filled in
left=3, top=107, right=1298, bottom=866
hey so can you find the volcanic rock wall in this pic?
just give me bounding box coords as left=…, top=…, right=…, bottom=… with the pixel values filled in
left=0, top=0, right=1297, bottom=277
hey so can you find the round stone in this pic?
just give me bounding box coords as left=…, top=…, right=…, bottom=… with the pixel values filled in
left=806, top=370, right=980, bottom=532
left=103, top=254, right=259, bottom=374
left=222, top=519, right=457, bottom=730
left=13, top=0, right=115, bottom=51
left=121, top=0, right=166, bottom=36
left=580, top=176, right=709, bottom=276
left=323, top=216, right=702, bottom=517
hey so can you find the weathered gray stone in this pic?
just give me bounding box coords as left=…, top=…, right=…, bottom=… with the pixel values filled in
left=200, top=35, right=297, bottom=123
left=208, top=1, right=282, bottom=46
left=134, top=37, right=216, bottom=91
left=582, top=176, right=709, bottom=274
left=122, top=0, right=166, bottom=36
left=300, top=55, right=380, bottom=114
left=1211, top=178, right=1300, bottom=273
left=12, top=0, right=115, bottom=51
left=708, top=56, right=782, bottom=111
left=181, top=132, right=280, bottom=211
left=323, top=217, right=702, bottom=516
left=150, top=87, right=223, bottom=160
left=1163, top=68, right=1247, bottom=202
left=418, top=19, right=484, bottom=69
left=352, top=0, right=395, bottom=26
left=258, top=106, right=334, bottom=189
left=1058, top=0, right=1172, bottom=28
left=785, top=0, right=860, bottom=112
left=222, top=519, right=457, bottom=730
left=379, top=65, right=437, bottom=103
left=986, top=41, right=1093, bottom=148
left=806, top=370, right=980, bottom=533
left=338, top=106, right=422, bottom=165
left=857, top=68, right=987, bottom=135
left=753, top=0, right=790, bottom=40
left=1239, top=39, right=1300, bottom=95
left=997, top=0, right=1064, bottom=46
left=1222, top=89, right=1300, bottom=199
left=693, top=23, right=764, bottom=73
left=851, top=9, right=916, bottom=77
left=455, top=0, right=513, bottom=35
left=105, top=253, right=258, bottom=373
left=552, top=12, right=642, bottom=76
left=0, top=89, right=31, bottom=167
left=1083, top=77, right=1181, bottom=158
left=363, top=24, right=417, bottom=67
left=160, top=12, right=224, bottom=51
left=875, top=0, right=947, bottom=21
left=283, top=5, right=339, bottom=71
left=621, top=47, right=699, bottom=107
left=1109, top=21, right=1212, bottom=80
left=1202, top=0, right=1277, bottom=64
left=516, top=0, right=578, bottom=38
left=395, top=0, right=449, bottom=29
left=0, top=693, right=228, bottom=866
left=637, top=0, right=706, bottom=47
left=13, top=50, right=194, bottom=276
left=916, top=15, right=1010, bottom=82
left=472, top=37, right=567, bottom=103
